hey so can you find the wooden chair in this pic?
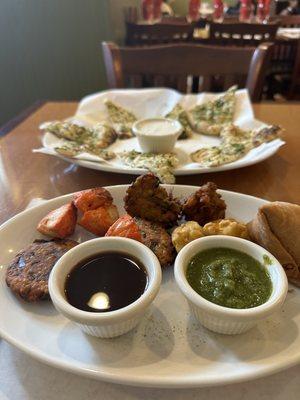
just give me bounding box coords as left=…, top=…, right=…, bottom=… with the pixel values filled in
left=271, top=38, right=298, bottom=74
left=270, top=16, right=300, bottom=81
left=160, top=16, right=190, bottom=25
left=102, top=42, right=273, bottom=101
left=125, top=22, right=195, bottom=46
left=204, top=22, right=287, bottom=98
left=278, top=15, right=300, bottom=28
left=269, top=20, right=299, bottom=98
left=288, top=39, right=300, bottom=99
left=208, top=22, right=279, bottom=46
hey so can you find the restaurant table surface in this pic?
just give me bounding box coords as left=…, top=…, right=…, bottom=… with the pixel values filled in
left=0, top=101, right=300, bottom=400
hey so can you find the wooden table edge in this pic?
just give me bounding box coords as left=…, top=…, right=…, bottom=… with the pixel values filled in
left=0, top=100, right=75, bottom=138
left=0, top=101, right=48, bottom=138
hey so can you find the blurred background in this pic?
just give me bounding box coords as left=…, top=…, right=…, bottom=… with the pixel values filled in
left=0, top=0, right=298, bottom=126
left=0, top=0, right=238, bottom=125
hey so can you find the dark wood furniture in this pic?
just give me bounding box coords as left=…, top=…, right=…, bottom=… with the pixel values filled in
left=278, top=15, right=300, bottom=28
left=159, top=16, right=190, bottom=25
left=200, top=21, right=297, bottom=99
left=289, top=40, right=300, bottom=98
left=271, top=38, right=298, bottom=76
left=123, top=6, right=138, bottom=23
left=0, top=102, right=299, bottom=224
left=268, top=17, right=300, bottom=98
left=102, top=41, right=273, bottom=101
left=208, top=22, right=279, bottom=46
left=266, top=34, right=299, bottom=98
left=125, top=21, right=195, bottom=45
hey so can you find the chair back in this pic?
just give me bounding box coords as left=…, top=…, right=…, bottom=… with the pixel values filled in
left=278, top=15, right=300, bottom=28
left=289, top=39, right=300, bottom=98
left=209, top=22, right=278, bottom=46
left=125, top=22, right=194, bottom=45
left=102, top=42, right=273, bottom=101
left=160, top=16, right=190, bottom=25
left=271, top=38, right=298, bottom=74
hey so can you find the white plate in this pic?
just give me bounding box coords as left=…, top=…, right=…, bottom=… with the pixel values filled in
left=0, top=185, right=299, bottom=388
left=36, top=89, right=285, bottom=175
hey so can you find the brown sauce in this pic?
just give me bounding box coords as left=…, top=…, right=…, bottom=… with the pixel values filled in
left=65, top=252, right=148, bottom=313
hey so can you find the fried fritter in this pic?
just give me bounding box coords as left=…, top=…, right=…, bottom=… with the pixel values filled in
left=182, top=182, right=226, bottom=225
left=203, top=218, right=249, bottom=239
left=124, top=174, right=181, bottom=226
left=6, top=239, right=78, bottom=302
left=172, top=221, right=204, bottom=253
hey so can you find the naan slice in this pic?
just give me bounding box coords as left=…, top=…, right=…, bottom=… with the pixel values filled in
left=119, top=150, right=178, bottom=184
left=191, top=144, right=247, bottom=167
left=220, top=124, right=252, bottom=147
left=191, top=124, right=251, bottom=167
left=105, top=100, right=137, bottom=139
left=188, top=86, right=237, bottom=136
left=190, top=123, right=281, bottom=167
left=41, top=121, right=117, bottom=156
left=166, top=104, right=193, bottom=139
left=252, top=125, right=282, bottom=147
left=41, top=121, right=92, bottom=144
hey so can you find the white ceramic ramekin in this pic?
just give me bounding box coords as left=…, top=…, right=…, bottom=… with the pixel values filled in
left=49, top=237, right=162, bottom=338
left=174, top=235, right=288, bottom=335
left=133, top=118, right=182, bottom=153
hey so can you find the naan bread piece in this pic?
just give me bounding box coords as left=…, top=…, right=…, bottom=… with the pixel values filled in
left=247, top=202, right=300, bottom=286
left=220, top=124, right=252, bottom=148
left=105, top=100, right=137, bottom=139
left=190, top=124, right=281, bottom=167
left=55, top=144, right=116, bottom=160
left=188, top=86, right=236, bottom=136
left=191, top=124, right=251, bottom=167
left=40, top=121, right=117, bottom=149
left=40, top=121, right=91, bottom=143
left=252, top=125, right=283, bottom=147
left=191, top=146, right=223, bottom=166
left=119, top=150, right=179, bottom=184
left=191, top=146, right=246, bottom=167
left=41, top=121, right=117, bottom=159
left=166, top=104, right=193, bottom=139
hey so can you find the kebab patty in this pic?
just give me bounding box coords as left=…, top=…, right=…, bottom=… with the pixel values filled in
left=6, top=239, right=78, bottom=302
left=135, top=217, right=175, bottom=267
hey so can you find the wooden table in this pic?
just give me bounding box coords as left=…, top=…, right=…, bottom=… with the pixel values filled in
left=0, top=101, right=299, bottom=224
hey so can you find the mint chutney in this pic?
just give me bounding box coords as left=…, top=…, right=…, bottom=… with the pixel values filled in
left=186, top=248, right=272, bottom=309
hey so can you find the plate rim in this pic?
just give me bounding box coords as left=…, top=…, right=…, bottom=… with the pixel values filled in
left=1, top=185, right=299, bottom=388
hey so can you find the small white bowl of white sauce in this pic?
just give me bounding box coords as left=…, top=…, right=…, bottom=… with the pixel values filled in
left=133, top=118, right=182, bottom=153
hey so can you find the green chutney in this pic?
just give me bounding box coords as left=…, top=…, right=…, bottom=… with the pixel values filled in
left=186, top=248, right=272, bottom=309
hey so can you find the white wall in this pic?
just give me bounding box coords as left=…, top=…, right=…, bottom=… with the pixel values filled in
left=108, top=0, right=140, bottom=42
left=0, top=0, right=112, bottom=126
